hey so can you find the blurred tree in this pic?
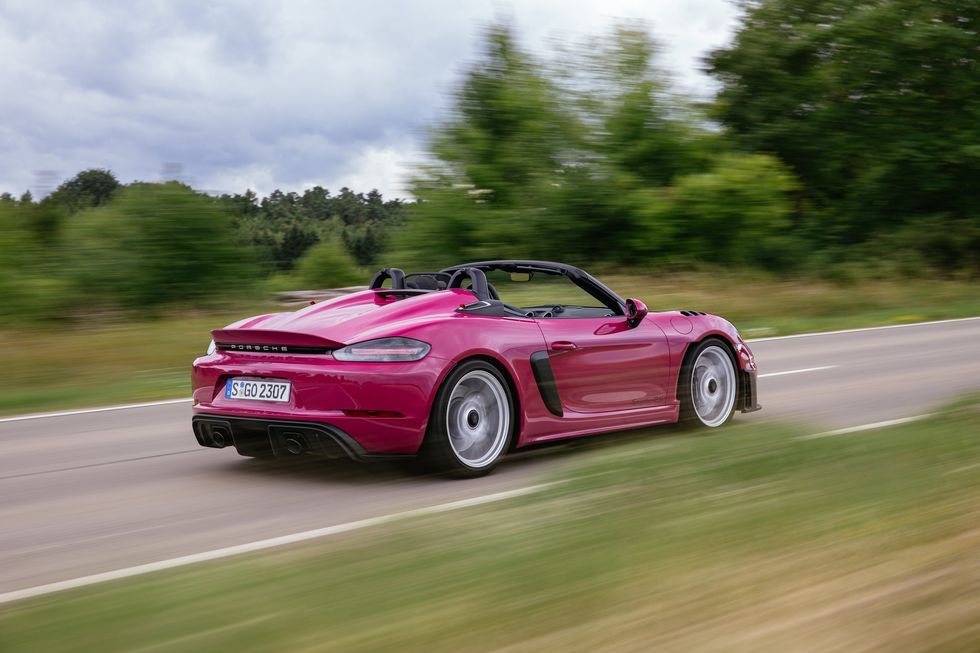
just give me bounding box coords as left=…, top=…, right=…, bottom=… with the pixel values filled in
left=397, top=23, right=797, bottom=270
left=46, top=169, right=120, bottom=214
left=293, top=237, right=363, bottom=289
left=278, top=223, right=321, bottom=267
left=299, top=185, right=333, bottom=220
left=573, top=25, right=714, bottom=185
left=435, top=25, right=575, bottom=208
left=0, top=202, right=68, bottom=323
left=708, top=0, right=980, bottom=248
left=395, top=24, right=582, bottom=267
left=650, top=154, right=802, bottom=268
left=223, top=185, right=404, bottom=271
left=546, top=24, right=723, bottom=261
left=64, top=183, right=257, bottom=308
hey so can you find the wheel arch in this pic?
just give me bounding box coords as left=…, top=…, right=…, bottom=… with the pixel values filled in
left=674, top=331, right=741, bottom=402
left=675, top=334, right=741, bottom=412
left=678, top=333, right=738, bottom=371
left=681, top=331, right=738, bottom=367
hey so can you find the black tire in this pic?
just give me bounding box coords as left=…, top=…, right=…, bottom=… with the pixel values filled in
left=678, top=339, right=738, bottom=428
left=420, top=360, right=515, bottom=478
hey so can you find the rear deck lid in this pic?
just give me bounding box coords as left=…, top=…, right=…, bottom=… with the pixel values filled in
left=210, top=328, right=343, bottom=355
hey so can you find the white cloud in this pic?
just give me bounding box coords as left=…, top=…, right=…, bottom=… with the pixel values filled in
left=0, top=0, right=739, bottom=200
left=319, top=142, right=424, bottom=199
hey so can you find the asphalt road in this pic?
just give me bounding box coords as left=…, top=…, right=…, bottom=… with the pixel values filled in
left=2, top=318, right=979, bottom=595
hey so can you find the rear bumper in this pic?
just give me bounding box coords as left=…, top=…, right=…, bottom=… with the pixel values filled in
left=191, top=352, right=449, bottom=455
left=192, top=414, right=411, bottom=461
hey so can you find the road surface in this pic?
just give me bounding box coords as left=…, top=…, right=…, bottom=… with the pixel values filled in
left=1, top=318, right=979, bottom=595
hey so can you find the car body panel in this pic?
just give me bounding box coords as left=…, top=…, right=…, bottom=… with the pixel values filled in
left=192, top=262, right=759, bottom=460
left=534, top=317, right=671, bottom=412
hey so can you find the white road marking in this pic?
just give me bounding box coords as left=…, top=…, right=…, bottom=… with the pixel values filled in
left=0, top=398, right=190, bottom=423
left=759, top=365, right=837, bottom=378
left=798, top=414, right=933, bottom=440
left=0, top=483, right=554, bottom=606
left=747, top=315, right=980, bottom=343
left=0, top=402, right=960, bottom=605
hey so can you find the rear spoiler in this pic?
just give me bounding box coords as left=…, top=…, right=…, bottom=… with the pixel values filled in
left=211, top=328, right=343, bottom=354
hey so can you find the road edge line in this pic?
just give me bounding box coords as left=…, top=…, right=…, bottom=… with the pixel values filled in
left=0, top=398, right=191, bottom=424
left=0, top=483, right=554, bottom=606
left=798, top=414, right=933, bottom=440
left=747, top=315, right=980, bottom=343
left=758, top=365, right=837, bottom=378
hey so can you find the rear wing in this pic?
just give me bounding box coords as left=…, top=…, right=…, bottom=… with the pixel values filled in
left=210, top=328, right=343, bottom=355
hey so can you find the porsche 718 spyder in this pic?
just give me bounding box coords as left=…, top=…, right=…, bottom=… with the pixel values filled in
left=191, top=260, right=760, bottom=476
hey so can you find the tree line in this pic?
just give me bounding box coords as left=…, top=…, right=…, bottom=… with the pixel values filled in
left=0, top=171, right=404, bottom=323
left=2, top=0, right=978, bottom=323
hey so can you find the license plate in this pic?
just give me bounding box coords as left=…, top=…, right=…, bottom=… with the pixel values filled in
left=224, top=378, right=291, bottom=403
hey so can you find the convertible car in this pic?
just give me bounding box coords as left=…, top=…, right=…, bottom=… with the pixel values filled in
left=192, top=260, right=759, bottom=476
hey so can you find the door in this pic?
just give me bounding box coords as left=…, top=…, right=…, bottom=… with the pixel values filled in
left=534, top=317, right=670, bottom=414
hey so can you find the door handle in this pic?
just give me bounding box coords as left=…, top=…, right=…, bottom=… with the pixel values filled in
left=551, top=341, right=578, bottom=351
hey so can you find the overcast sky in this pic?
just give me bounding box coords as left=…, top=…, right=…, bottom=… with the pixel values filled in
left=0, top=0, right=739, bottom=200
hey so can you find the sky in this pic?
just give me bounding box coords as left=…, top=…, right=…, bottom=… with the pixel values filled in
left=0, top=0, right=740, bottom=200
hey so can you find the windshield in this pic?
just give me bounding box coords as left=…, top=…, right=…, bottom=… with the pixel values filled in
left=482, top=269, right=616, bottom=318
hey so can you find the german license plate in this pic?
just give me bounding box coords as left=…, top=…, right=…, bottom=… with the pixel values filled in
left=224, top=378, right=291, bottom=403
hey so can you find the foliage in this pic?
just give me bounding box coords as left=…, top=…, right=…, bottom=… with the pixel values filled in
left=293, top=237, right=363, bottom=289
left=0, top=203, right=70, bottom=324
left=63, top=183, right=257, bottom=309
left=46, top=168, right=121, bottom=214
left=651, top=154, right=803, bottom=269
left=395, top=24, right=802, bottom=271
left=223, top=186, right=405, bottom=271
left=707, top=0, right=980, bottom=253
left=0, top=170, right=400, bottom=322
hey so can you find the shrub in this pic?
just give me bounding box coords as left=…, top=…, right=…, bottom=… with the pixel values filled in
left=293, top=238, right=363, bottom=289
left=63, top=183, right=257, bottom=309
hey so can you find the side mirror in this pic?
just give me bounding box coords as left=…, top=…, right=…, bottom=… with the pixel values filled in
left=625, top=298, right=648, bottom=328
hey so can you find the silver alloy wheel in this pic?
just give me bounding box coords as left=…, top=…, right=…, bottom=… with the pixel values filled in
left=446, top=370, right=510, bottom=468
left=691, top=345, right=736, bottom=427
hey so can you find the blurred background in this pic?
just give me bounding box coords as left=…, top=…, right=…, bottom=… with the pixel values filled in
left=1, top=1, right=979, bottom=650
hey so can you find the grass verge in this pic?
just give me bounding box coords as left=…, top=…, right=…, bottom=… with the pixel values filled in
left=2, top=397, right=978, bottom=651
left=2, top=273, right=979, bottom=416
left=0, top=305, right=274, bottom=416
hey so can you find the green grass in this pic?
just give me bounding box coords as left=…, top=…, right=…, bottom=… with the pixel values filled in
left=0, top=305, right=278, bottom=416
left=1, top=273, right=979, bottom=416
left=2, top=398, right=979, bottom=651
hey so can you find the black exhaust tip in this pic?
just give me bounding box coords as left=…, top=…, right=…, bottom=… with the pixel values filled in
left=283, top=436, right=305, bottom=455
left=210, top=429, right=228, bottom=448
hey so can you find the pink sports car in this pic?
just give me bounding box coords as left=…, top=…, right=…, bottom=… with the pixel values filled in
left=192, top=261, right=760, bottom=476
